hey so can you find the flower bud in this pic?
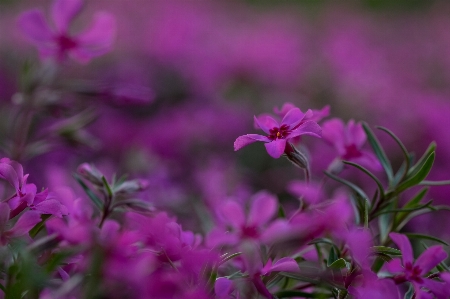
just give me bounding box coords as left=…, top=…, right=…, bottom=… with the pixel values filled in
left=77, top=163, right=104, bottom=186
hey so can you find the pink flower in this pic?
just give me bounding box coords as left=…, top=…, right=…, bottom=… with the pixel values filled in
left=322, top=118, right=381, bottom=170
left=0, top=203, right=41, bottom=245
left=18, top=0, right=116, bottom=63
left=234, top=107, right=322, bottom=158
left=387, top=232, right=450, bottom=298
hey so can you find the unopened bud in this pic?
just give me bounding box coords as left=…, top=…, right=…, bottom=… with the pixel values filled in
left=77, top=163, right=104, bottom=186
left=284, top=143, right=309, bottom=170
left=113, top=179, right=149, bottom=195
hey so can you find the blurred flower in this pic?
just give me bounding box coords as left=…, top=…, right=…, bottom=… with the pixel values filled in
left=235, top=107, right=322, bottom=158
left=18, top=0, right=116, bottom=63
left=387, top=232, right=450, bottom=298
left=0, top=202, right=41, bottom=245
left=322, top=118, right=381, bottom=171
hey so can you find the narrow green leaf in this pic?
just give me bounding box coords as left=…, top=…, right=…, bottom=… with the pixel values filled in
left=342, top=161, right=385, bottom=200
left=101, top=176, right=113, bottom=198
left=219, top=252, right=242, bottom=265
left=378, top=202, right=394, bottom=244
left=327, top=247, right=338, bottom=266
left=364, top=199, right=369, bottom=228
left=397, top=152, right=435, bottom=193
left=395, top=188, right=428, bottom=225
left=420, top=180, right=450, bottom=186
left=362, top=122, right=393, bottom=183
left=372, top=246, right=401, bottom=256
left=377, top=126, right=410, bottom=181
left=404, top=284, right=414, bottom=299
left=373, top=200, right=433, bottom=217
left=324, top=171, right=369, bottom=202
left=278, top=205, right=286, bottom=218
left=404, top=233, right=449, bottom=246
left=73, top=173, right=103, bottom=210
left=29, top=214, right=52, bottom=238
left=407, top=142, right=436, bottom=177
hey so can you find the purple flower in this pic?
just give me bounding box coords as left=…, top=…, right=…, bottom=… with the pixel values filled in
left=18, top=0, right=116, bottom=63
left=322, top=118, right=381, bottom=170
left=235, top=107, right=322, bottom=158
left=0, top=203, right=41, bottom=245
left=387, top=232, right=450, bottom=298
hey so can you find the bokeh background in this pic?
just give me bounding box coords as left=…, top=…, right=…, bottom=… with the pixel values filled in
left=1, top=0, right=450, bottom=238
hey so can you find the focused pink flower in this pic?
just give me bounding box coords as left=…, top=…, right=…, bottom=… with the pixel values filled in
left=235, top=107, right=322, bottom=158
left=18, top=0, right=116, bottom=63
left=387, top=232, right=450, bottom=298
left=322, top=118, right=381, bottom=170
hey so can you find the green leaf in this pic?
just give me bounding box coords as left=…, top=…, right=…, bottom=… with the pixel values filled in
left=364, top=199, right=370, bottom=228
left=73, top=173, right=103, bottom=210
left=362, top=122, right=393, bottom=183
left=395, top=187, right=428, bottom=225
left=101, top=176, right=113, bottom=198
left=376, top=126, right=410, bottom=182
left=29, top=214, right=52, bottom=238
left=407, top=142, right=436, bottom=177
left=327, top=247, right=338, bottom=266
left=342, top=161, right=385, bottom=201
left=404, top=283, right=414, bottom=299
left=372, top=246, right=401, bottom=256
left=374, top=200, right=433, bottom=217
left=378, top=202, right=394, bottom=244
left=420, top=180, right=450, bottom=186
left=219, top=252, right=242, bottom=265
left=278, top=205, right=286, bottom=218
left=404, top=233, right=449, bottom=246
left=324, top=171, right=369, bottom=203
left=328, top=258, right=350, bottom=270
left=397, top=152, right=435, bottom=193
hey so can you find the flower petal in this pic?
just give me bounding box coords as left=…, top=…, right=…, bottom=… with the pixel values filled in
left=415, top=245, right=447, bottom=275
left=219, top=201, right=245, bottom=228
left=389, top=232, right=413, bottom=266
left=0, top=163, right=19, bottom=192
left=51, top=0, right=83, bottom=33
left=17, top=9, right=53, bottom=44
left=385, top=258, right=404, bottom=274
left=10, top=211, right=41, bottom=237
left=264, top=139, right=286, bottom=158
left=347, top=120, right=366, bottom=148
left=254, top=115, right=278, bottom=134
left=0, top=203, right=10, bottom=229
left=71, top=12, right=116, bottom=63
left=281, top=107, right=305, bottom=128
left=234, top=134, right=270, bottom=151
left=215, top=277, right=234, bottom=298
left=322, top=118, right=346, bottom=154
left=289, top=121, right=322, bottom=139
left=247, top=191, right=277, bottom=227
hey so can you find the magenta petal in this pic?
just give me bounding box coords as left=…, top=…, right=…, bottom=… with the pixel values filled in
left=34, top=199, right=69, bottom=218
left=0, top=163, right=19, bottom=192
left=385, top=259, right=404, bottom=274
left=215, top=277, right=233, bottom=298
left=234, top=134, right=270, bottom=151
left=219, top=201, right=245, bottom=228
left=420, top=279, right=450, bottom=298
left=206, top=228, right=238, bottom=248
left=254, top=115, right=278, bottom=134
left=71, top=12, right=116, bottom=63
left=51, top=0, right=83, bottom=32
left=264, top=139, right=286, bottom=158
left=281, top=107, right=305, bottom=128
left=322, top=118, right=346, bottom=153
left=247, top=191, right=277, bottom=227
left=274, top=103, right=296, bottom=117
left=10, top=211, right=41, bottom=237
left=289, top=121, right=322, bottom=139
left=389, top=233, right=413, bottom=265
left=17, top=9, right=53, bottom=44
left=347, top=120, right=366, bottom=148
left=415, top=245, right=447, bottom=275
left=267, top=257, right=300, bottom=274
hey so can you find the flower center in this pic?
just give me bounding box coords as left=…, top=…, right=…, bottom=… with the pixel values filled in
left=268, top=124, right=290, bottom=140
left=343, top=144, right=362, bottom=159
left=57, top=34, right=78, bottom=53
